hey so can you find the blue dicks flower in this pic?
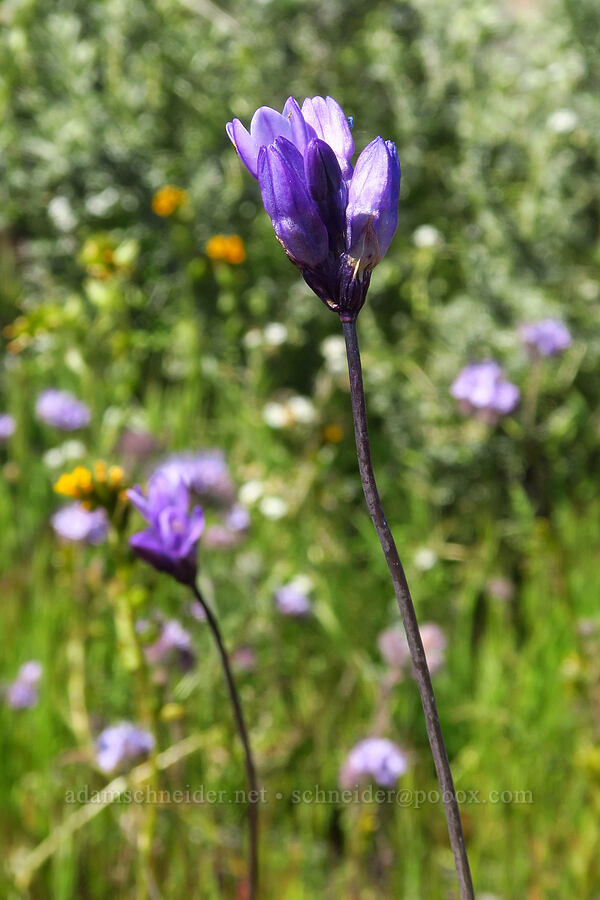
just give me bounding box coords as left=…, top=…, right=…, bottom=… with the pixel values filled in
left=451, top=361, right=520, bottom=424
left=520, top=319, right=572, bottom=357
left=35, top=390, right=91, bottom=430
left=227, top=95, right=400, bottom=321
left=0, top=413, right=16, bottom=441
left=274, top=582, right=312, bottom=617
left=258, top=138, right=329, bottom=268
left=51, top=502, right=109, bottom=544
left=5, top=661, right=43, bottom=710
left=339, top=737, right=409, bottom=789
left=127, top=473, right=204, bottom=585
left=145, top=619, right=195, bottom=670
left=96, top=722, right=155, bottom=773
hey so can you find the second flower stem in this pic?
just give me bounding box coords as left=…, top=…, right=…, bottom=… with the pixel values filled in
left=191, top=585, right=259, bottom=899
left=342, top=319, right=474, bottom=900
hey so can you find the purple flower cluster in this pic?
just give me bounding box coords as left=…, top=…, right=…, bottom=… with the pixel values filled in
left=155, top=451, right=236, bottom=506
left=339, top=737, right=409, bottom=788
left=145, top=619, right=195, bottom=670
left=520, top=319, right=572, bottom=357
left=378, top=623, right=447, bottom=676
left=154, top=452, right=249, bottom=550
left=227, top=95, right=400, bottom=321
left=96, top=722, right=155, bottom=773
left=5, top=661, right=43, bottom=709
left=451, top=361, right=520, bottom=423
left=51, top=502, right=109, bottom=544
left=0, top=413, right=16, bottom=441
left=128, top=473, right=204, bottom=584
left=274, top=582, right=312, bottom=617
left=35, top=390, right=90, bottom=430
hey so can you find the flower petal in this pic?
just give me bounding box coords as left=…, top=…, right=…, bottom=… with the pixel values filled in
left=346, top=137, right=400, bottom=268
left=301, top=96, right=354, bottom=179
left=257, top=138, right=329, bottom=268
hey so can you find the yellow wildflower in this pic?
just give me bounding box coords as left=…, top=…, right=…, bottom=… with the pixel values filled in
left=107, top=465, right=125, bottom=488
left=152, top=185, right=188, bottom=217
left=206, top=234, right=246, bottom=264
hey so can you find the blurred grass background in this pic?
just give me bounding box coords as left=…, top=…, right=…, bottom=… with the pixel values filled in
left=1, top=0, right=600, bottom=896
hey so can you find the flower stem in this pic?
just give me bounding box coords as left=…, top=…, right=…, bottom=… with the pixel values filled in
left=342, top=319, right=474, bottom=900
left=191, top=585, right=259, bottom=899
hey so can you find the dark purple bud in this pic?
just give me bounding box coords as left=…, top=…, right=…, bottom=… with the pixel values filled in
left=346, top=137, right=401, bottom=270
left=258, top=138, right=329, bottom=268
left=304, top=138, right=347, bottom=243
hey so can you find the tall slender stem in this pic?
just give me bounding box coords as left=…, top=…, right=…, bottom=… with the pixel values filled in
left=342, top=319, right=474, bottom=900
left=191, top=585, right=259, bottom=899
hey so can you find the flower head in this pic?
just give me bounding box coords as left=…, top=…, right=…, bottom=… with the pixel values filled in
left=0, top=413, right=16, bottom=441
left=154, top=451, right=236, bottom=507
left=206, top=234, right=246, bottom=264
left=36, top=390, right=90, bottom=430
left=5, top=661, right=43, bottom=710
left=378, top=622, right=447, bottom=675
left=96, top=722, right=155, bottom=772
left=339, top=737, right=409, bottom=788
left=520, top=319, right=572, bottom=357
left=127, top=473, right=204, bottom=584
left=274, top=582, right=312, bottom=617
left=451, top=361, right=520, bottom=423
left=51, top=502, right=109, bottom=544
left=145, top=619, right=195, bottom=670
left=227, top=95, right=400, bottom=321
left=152, top=185, right=188, bottom=217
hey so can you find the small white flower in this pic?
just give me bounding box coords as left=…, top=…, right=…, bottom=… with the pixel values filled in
left=320, top=335, right=347, bottom=374
left=412, top=225, right=442, bottom=248
left=259, top=496, right=288, bottom=519
left=414, top=547, right=437, bottom=571
left=263, top=322, right=288, bottom=346
left=547, top=109, right=577, bottom=134
left=43, top=447, right=65, bottom=469
left=262, top=402, right=290, bottom=429
left=287, top=395, right=316, bottom=424
left=239, top=480, right=264, bottom=505
left=86, top=187, right=120, bottom=217
left=243, top=328, right=263, bottom=349
left=48, top=196, right=77, bottom=232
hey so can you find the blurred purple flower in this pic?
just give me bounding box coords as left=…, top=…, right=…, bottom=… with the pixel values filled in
left=451, top=361, right=520, bottom=423
left=5, top=661, right=43, bottom=709
left=51, top=503, right=109, bottom=544
left=189, top=599, right=207, bottom=621
left=231, top=646, right=257, bottom=673
left=0, top=413, right=16, bottom=441
left=339, top=737, right=409, bottom=788
left=520, top=319, right=572, bottom=357
left=275, top=583, right=312, bottom=617
left=145, top=619, right=195, bottom=670
left=378, top=622, right=447, bottom=676
left=96, top=722, right=155, bottom=772
left=127, top=473, right=204, bottom=584
left=155, top=451, right=236, bottom=506
left=377, top=626, right=411, bottom=670
left=35, top=390, right=90, bottom=430
left=227, top=95, right=400, bottom=321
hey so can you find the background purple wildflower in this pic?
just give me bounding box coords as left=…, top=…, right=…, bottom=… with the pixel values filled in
left=35, top=390, right=91, bottom=430
left=0, top=413, right=16, bottom=441
left=51, top=503, right=109, bottom=544
left=451, top=361, right=520, bottom=423
left=520, top=319, right=572, bottom=357
left=339, top=737, right=409, bottom=788
left=145, top=619, right=195, bottom=670
left=96, top=722, right=155, bottom=773
left=378, top=623, right=447, bottom=675
left=274, top=582, right=312, bottom=617
left=128, top=473, right=204, bottom=584
left=5, top=661, right=43, bottom=710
